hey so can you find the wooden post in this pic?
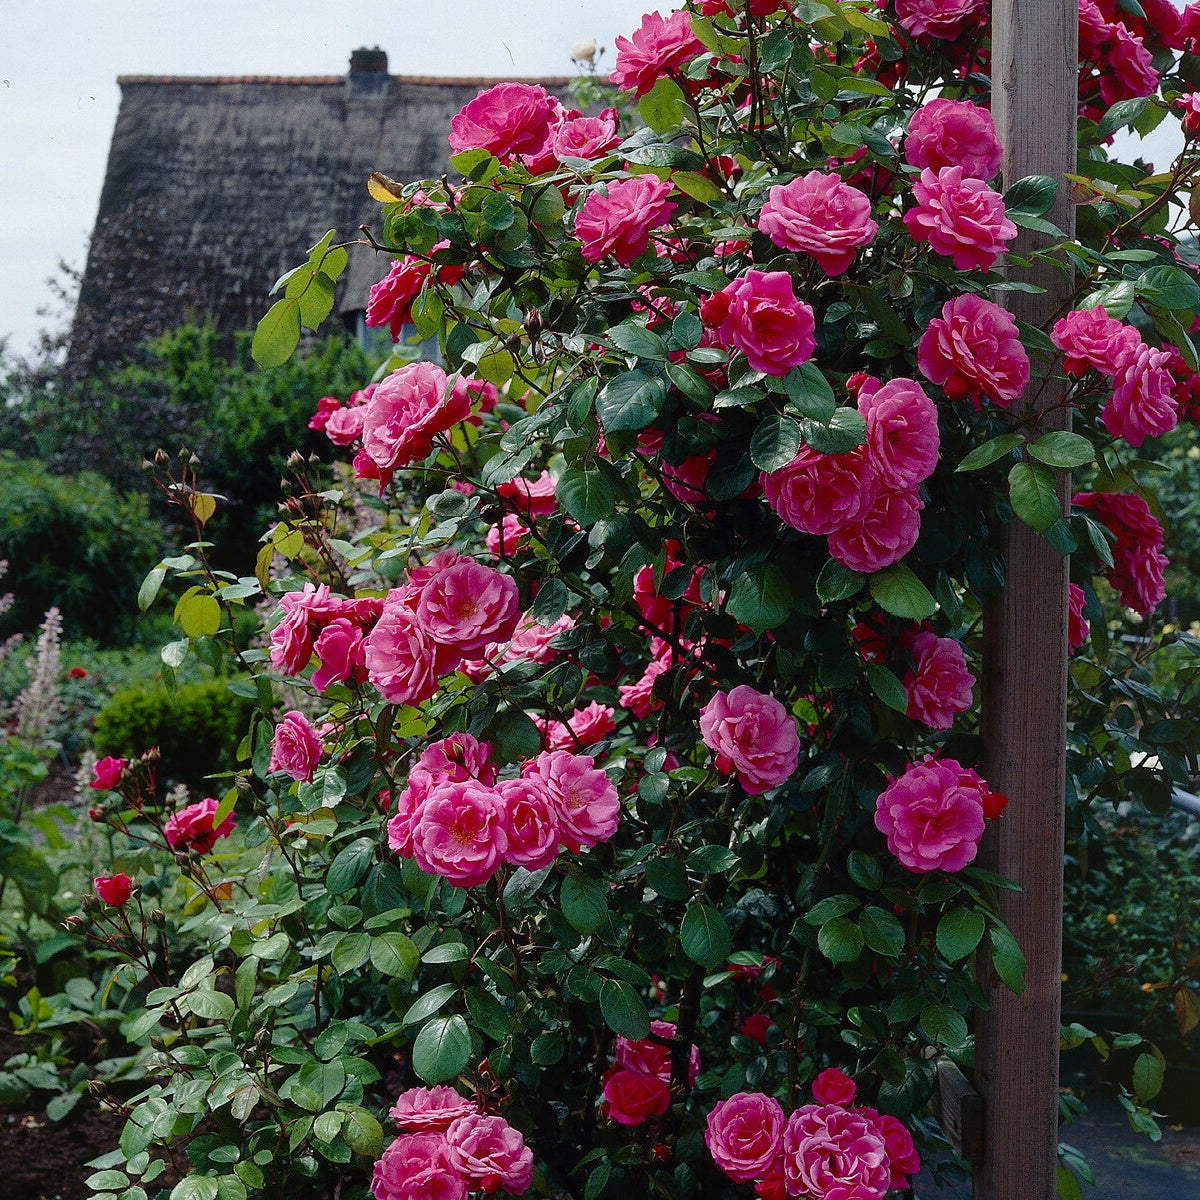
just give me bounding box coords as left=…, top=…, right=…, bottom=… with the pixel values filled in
left=976, top=3, right=1077, bottom=1198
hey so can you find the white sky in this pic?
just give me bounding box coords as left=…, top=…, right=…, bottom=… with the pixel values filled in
left=0, top=2, right=1187, bottom=361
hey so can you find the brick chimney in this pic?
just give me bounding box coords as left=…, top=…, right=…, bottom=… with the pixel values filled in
left=349, top=47, right=388, bottom=75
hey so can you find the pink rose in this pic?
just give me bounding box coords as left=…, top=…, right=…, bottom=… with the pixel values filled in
left=782, top=1103, right=890, bottom=1199
left=309, top=395, right=340, bottom=432
left=371, top=1133, right=465, bottom=1200
left=1104, top=344, right=1179, bottom=447
left=444, top=1113, right=533, bottom=1196
left=757, top=172, right=878, bottom=276
left=616, top=1020, right=699, bottom=1084
left=1051, top=308, right=1143, bottom=378
left=94, top=873, right=134, bottom=907
left=1178, top=91, right=1200, bottom=138
left=164, top=797, right=235, bottom=855
left=554, top=108, right=620, bottom=161
left=521, top=750, right=620, bottom=853
left=576, top=175, right=677, bottom=265
left=1074, top=491, right=1167, bottom=616
left=699, top=685, right=801, bottom=795
left=811, top=1068, right=857, bottom=1108
left=416, top=560, right=521, bottom=658
left=827, top=487, right=924, bottom=574
left=361, top=362, right=471, bottom=472
left=904, top=166, right=1017, bottom=273
left=448, top=81, right=561, bottom=169
left=873, top=756, right=990, bottom=874
left=90, top=756, right=126, bottom=791
left=893, top=0, right=988, bottom=40
left=268, top=710, right=324, bottom=782
left=602, top=1069, right=672, bottom=1126
left=497, top=470, right=558, bottom=517
left=1068, top=582, right=1090, bottom=654
left=496, top=777, right=560, bottom=871
left=904, top=98, right=1003, bottom=179
left=386, top=773, right=431, bottom=860
left=917, top=293, right=1030, bottom=408
left=762, top=445, right=877, bottom=537
left=417, top=732, right=496, bottom=785
left=324, top=404, right=366, bottom=447
left=870, top=1111, right=921, bottom=1189
left=859, top=377, right=940, bottom=491
left=710, top=271, right=817, bottom=376
left=270, top=605, right=315, bottom=676
left=1100, top=24, right=1159, bottom=106
left=610, top=10, right=704, bottom=97
left=363, top=589, right=447, bottom=708
left=410, top=779, right=508, bottom=888
left=486, top=513, right=528, bottom=559
left=366, top=248, right=462, bottom=343
left=312, top=617, right=367, bottom=692
left=618, top=654, right=671, bottom=719
left=705, top=1092, right=786, bottom=1183
left=903, top=632, right=975, bottom=731
left=389, top=1086, right=477, bottom=1132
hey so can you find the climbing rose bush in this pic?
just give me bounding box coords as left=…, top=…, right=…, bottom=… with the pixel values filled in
left=96, top=1, right=1200, bottom=1198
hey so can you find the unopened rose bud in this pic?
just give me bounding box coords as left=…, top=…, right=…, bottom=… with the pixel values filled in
left=505, top=332, right=522, bottom=355
left=154, top=448, right=169, bottom=467
left=142, top=458, right=156, bottom=473
left=525, top=308, right=543, bottom=338
left=88, top=807, right=104, bottom=822
left=150, top=909, right=166, bottom=926
left=287, top=451, right=306, bottom=470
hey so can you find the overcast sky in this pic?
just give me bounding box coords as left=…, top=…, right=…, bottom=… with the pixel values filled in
left=0, top=2, right=1187, bottom=360
left=0, top=0, right=656, bottom=358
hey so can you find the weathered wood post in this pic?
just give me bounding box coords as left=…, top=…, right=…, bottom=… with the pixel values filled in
left=976, top=2, right=1077, bottom=1197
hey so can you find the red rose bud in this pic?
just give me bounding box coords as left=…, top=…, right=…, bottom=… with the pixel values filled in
left=87, top=807, right=105, bottom=822
left=90, top=756, right=126, bottom=790
left=982, top=789, right=1009, bottom=819
left=94, top=873, right=134, bottom=907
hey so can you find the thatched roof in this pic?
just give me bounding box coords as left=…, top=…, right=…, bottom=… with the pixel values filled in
left=70, top=50, right=571, bottom=373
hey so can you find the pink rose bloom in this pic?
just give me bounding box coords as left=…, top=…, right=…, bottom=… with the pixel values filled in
left=90, top=755, right=126, bottom=791
left=602, top=1069, right=672, bottom=1126
left=324, top=404, right=366, bottom=447
left=705, top=1092, right=786, bottom=1183
left=757, top=172, right=878, bottom=276
left=448, top=81, right=560, bottom=168
left=409, top=548, right=474, bottom=589
left=371, top=1133, right=465, bottom=1200
left=869, top=1111, right=921, bottom=1189
left=521, top=750, right=620, bottom=853
left=1104, top=344, right=1179, bottom=447
left=363, top=589, right=447, bottom=708
left=417, top=732, right=496, bottom=785
left=164, top=797, right=235, bottom=855
left=903, top=632, right=975, bottom=731
left=616, top=1020, right=699, bottom=1084
left=917, top=293, right=1030, bottom=408
left=827, top=487, right=924, bottom=574
left=94, top=873, right=134, bottom=907
left=498, top=470, right=558, bottom=517
left=610, top=9, right=704, bottom=97
left=762, top=446, right=876, bottom=537
left=905, top=98, right=1003, bottom=179
left=312, top=617, right=367, bottom=692
left=309, top=395, right=340, bottom=432
left=1074, top=491, right=1168, bottom=616
left=618, top=654, right=671, bottom=719
left=1068, top=582, right=1090, bottom=654
left=783, top=1104, right=890, bottom=1199
left=1178, top=91, right=1200, bottom=137
left=491, top=614, right=576, bottom=669
left=699, top=685, right=801, bottom=795
left=269, top=710, right=324, bottom=782
left=486, top=513, right=528, bottom=559
left=576, top=175, right=677, bottom=265
left=270, top=605, right=315, bottom=676
left=1051, top=307, right=1143, bottom=377
left=554, top=108, right=620, bottom=161
left=444, top=1113, right=533, bottom=1196
left=893, top=0, right=988, bottom=40
left=386, top=774, right=431, bottom=859
left=904, top=166, right=1017, bottom=273
left=361, top=362, right=471, bottom=472
left=711, top=270, right=817, bottom=376
left=1100, top=24, right=1159, bottom=106
left=389, top=1086, right=477, bottom=1132
left=365, top=253, right=449, bottom=343
left=812, top=1068, right=857, bottom=1108
left=496, top=777, right=560, bottom=871
left=410, top=779, right=508, bottom=888
left=859, top=377, right=940, bottom=491
left=561, top=701, right=617, bottom=749
left=417, top=560, right=521, bottom=659
left=874, top=756, right=990, bottom=874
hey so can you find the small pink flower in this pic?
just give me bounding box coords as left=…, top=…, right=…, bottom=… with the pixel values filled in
left=521, top=750, right=620, bottom=853
left=554, top=108, right=620, bottom=161
left=410, top=779, right=508, bottom=888
left=782, top=1103, right=891, bottom=1199
left=705, top=1092, right=786, bottom=1183
left=498, top=470, right=558, bottom=517
left=893, top=0, right=988, bottom=40
left=616, top=1020, right=699, bottom=1084
left=164, top=798, right=235, bottom=855
left=710, top=271, right=817, bottom=377
left=1104, top=344, right=1179, bottom=447
left=90, top=756, right=126, bottom=791
left=812, top=1068, right=857, bottom=1108
left=827, top=487, right=924, bottom=574
left=918, top=293, right=1030, bottom=408
left=270, top=605, right=315, bottom=676
left=699, top=685, right=801, bottom=795
left=618, top=654, right=671, bottom=719
left=904, top=166, right=1017, bottom=273
left=371, top=1133, right=465, bottom=1200
left=1074, top=491, right=1168, bottom=616
left=324, top=405, right=366, bottom=447
left=448, top=81, right=561, bottom=169
left=312, top=618, right=367, bottom=692
left=363, top=589, right=447, bottom=708
left=1068, top=583, right=1090, bottom=654
left=859, top=377, right=940, bottom=492
left=1051, top=307, right=1143, bottom=378
left=602, top=1069, right=672, bottom=1126
left=757, top=172, right=878, bottom=276
left=269, top=710, right=324, bottom=782
left=870, top=1111, right=922, bottom=1189
left=1100, top=24, right=1159, bottom=106
left=610, top=10, right=704, bottom=97
left=762, top=446, right=877, bottom=537
left=366, top=248, right=462, bottom=343
left=496, top=777, right=560, bottom=871
left=94, top=873, right=134, bottom=907
left=1178, top=90, right=1200, bottom=137
left=389, top=1086, right=477, bottom=1132
left=417, top=733, right=496, bottom=785
left=444, top=1113, right=533, bottom=1196
left=874, top=756, right=990, bottom=874
left=904, top=98, right=1003, bottom=179
left=576, top=175, right=677, bottom=265
left=903, top=632, right=975, bottom=731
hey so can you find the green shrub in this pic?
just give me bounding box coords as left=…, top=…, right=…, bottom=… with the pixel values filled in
left=92, top=679, right=255, bottom=793
left=0, top=454, right=167, bottom=644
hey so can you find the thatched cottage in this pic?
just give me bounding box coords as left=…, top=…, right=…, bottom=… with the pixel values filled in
left=70, top=49, right=570, bottom=372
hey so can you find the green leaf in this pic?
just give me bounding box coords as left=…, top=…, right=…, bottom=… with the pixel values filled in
left=865, top=663, right=908, bottom=713
left=342, top=1107, right=384, bottom=1159
left=186, top=989, right=235, bottom=1021
left=1057, top=1165, right=1085, bottom=1200
left=1098, top=96, right=1148, bottom=139
left=327, top=838, right=376, bottom=895
left=1136, top=264, right=1200, bottom=312
left=176, top=594, right=221, bottom=639
left=476, top=345, right=515, bottom=386
left=638, top=77, right=687, bottom=133
left=804, top=894, right=860, bottom=925
left=686, top=844, right=739, bottom=874
left=138, top=566, right=167, bottom=612
left=936, top=909, right=986, bottom=962
left=561, top=873, right=608, bottom=936
left=251, top=296, right=302, bottom=368
left=869, top=565, right=936, bottom=620
left=297, top=272, right=336, bottom=330
left=1028, top=432, right=1095, bottom=470
left=370, top=932, right=421, bottom=981
left=817, top=917, right=864, bottom=964
left=556, top=468, right=616, bottom=527
left=1004, top=175, right=1058, bottom=216
left=816, top=558, right=865, bottom=603
left=989, top=921, right=1027, bottom=995
left=846, top=851, right=882, bottom=890
left=450, top=148, right=499, bottom=181
left=859, top=906, right=905, bottom=958
left=645, top=857, right=689, bottom=902
left=608, top=324, right=670, bottom=362
left=783, top=362, right=837, bottom=420
left=600, top=979, right=652, bottom=1040
left=680, top=903, right=732, bottom=969
left=412, top=1015, right=472, bottom=1084
left=956, top=433, right=1023, bottom=473
left=799, top=407, right=867, bottom=456
left=920, top=1003, right=969, bottom=1047
left=490, top=706, right=543, bottom=762
left=1009, top=461, right=1061, bottom=533
left=596, top=370, right=668, bottom=433
left=170, top=1179, right=220, bottom=1200
left=402, top=983, right=458, bottom=1027
left=728, top=563, right=793, bottom=633
left=750, top=415, right=802, bottom=472
left=465, top=986, right=512, bottom=1042
left=1132, top=1051, right=1164, bottom=1102
left=672, top=170, right=725, bottom=203
left=332, top=932, right=371, bottom=974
